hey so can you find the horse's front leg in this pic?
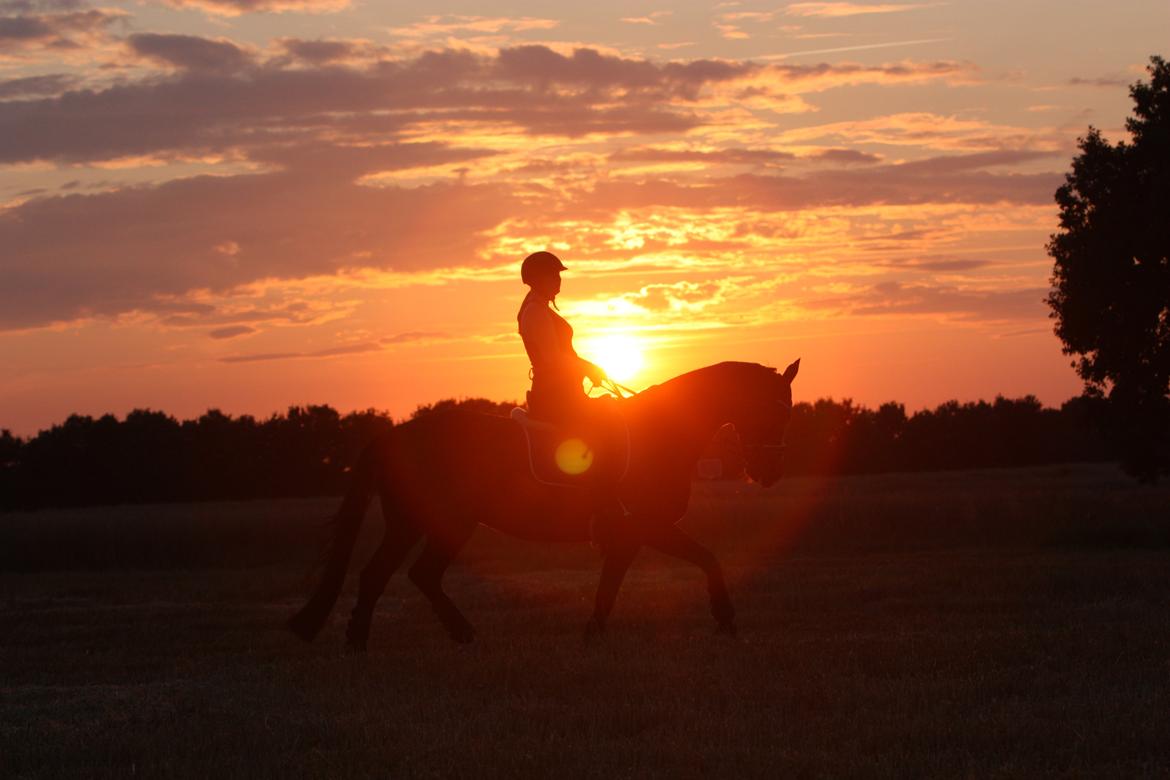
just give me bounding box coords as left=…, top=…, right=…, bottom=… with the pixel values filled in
left=647, top=526, right=736, bottom=635
left=584, top=543, right=639, bottom=644
left=408, top=524, right=477, bottom=644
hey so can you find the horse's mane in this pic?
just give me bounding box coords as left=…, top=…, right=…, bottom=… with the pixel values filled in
left=632, top=361, right=777, bottom=402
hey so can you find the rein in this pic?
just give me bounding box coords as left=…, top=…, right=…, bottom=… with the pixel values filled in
left=588, top=377, right=638, bottom=399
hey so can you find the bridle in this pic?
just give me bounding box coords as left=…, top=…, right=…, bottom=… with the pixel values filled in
left=742, top=441, right=787, bottom=456
left=739, top=399, right=792, bottom=461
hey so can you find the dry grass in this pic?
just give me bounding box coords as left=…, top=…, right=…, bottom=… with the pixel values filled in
left=3, top=464, right=1170, bottom=777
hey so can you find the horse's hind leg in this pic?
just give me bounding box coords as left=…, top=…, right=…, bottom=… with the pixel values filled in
left=648, top=527, right=736, bottom=635
left=346, top=507, right=421, bottom=652
left=408, top=524, right=476, bottom=644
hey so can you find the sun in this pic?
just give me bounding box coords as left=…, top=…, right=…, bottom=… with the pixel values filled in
left=588, top=334, right=645, bottom=383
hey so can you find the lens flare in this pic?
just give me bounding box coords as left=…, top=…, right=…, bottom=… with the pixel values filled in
left=555, top=438, right=594, bottom=475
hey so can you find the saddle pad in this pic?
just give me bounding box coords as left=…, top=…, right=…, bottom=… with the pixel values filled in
left=510, top=408, right=629, bottom=487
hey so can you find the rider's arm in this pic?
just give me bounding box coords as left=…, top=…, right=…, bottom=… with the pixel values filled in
left=521, top=306, right=606, bottom=382
left=562, top=330, right=605, bottom=383
left=579, top=357, right=606, bottom=383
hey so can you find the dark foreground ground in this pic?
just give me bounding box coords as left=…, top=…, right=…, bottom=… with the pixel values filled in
left=3, top=464, right=1170, bottom=777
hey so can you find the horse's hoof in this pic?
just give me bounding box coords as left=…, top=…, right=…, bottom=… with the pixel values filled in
left=345, top=620, right=370, bottom=652
left=715, top=621, right=737, bottom=637
left=286, top=612, right=319, bottom=643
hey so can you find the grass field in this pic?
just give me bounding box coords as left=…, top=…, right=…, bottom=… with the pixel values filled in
left=3, top=464, right=1170, bottom=777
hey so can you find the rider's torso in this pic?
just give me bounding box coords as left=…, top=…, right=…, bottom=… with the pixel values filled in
left=518, top=292, right=584, bottom=418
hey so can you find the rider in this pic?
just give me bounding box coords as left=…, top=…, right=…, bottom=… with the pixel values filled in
left=517, top=250, right=627, bottom=549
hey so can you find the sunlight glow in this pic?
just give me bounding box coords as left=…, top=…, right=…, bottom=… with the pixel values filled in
left=586, top=334, right=645, bottom=383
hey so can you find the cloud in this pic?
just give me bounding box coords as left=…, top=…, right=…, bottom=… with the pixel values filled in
left=388, top=14, right=559, bottom=38
left=0, top=46, right=750, bottom=164
left=0, top=169, right=517, bottom=330
left=712, top=9, right=779, bottom=39
left=1, top=144, right=1059, bottom=332
left=757, top=59, right=973, bottom=92
left=810, top=148, right=881, bottom=164
left=877, top=257, right=992, bottom=272
left=785, top=2, right=939, bottom=17
left=609, top=146, right=883, bottom=171
left=0, top=47, right=973, bottom=167
left=494, top=45, right=752, bottom=97
left=381, top=330, right=448, bottom=345
left=1066, top=74, right=1130, bottom=88
left=620, top=10, right=671, bottom=25
left=0, top=5, right=122, bottom=56
left=219, top=351, right=300, bottom=363
left=578, top=152, right=1062, bottom=214
left=277, top=36, right=375, bottom=65
left=0, top=0, right=80, bottom=10
left=778, top=112, right=1058, bottom=152
left=126, top=33, right=254, bottom=73
left=622, top=280, right=725, bottom=312
left=160, top=298, right=342, bottom=329
left=209, top=324, right=255, bottom=339
left=807, top=280, right=1049, bottom=322
left=218, top=331, right=445, bottom=362
left=0, top=36, right=1063, bottom=336
left=0, top=72, right=77, bottom=98
left=610, top=146, right=794, bottom=167
left=160, top=0, right=350, bottom=17
left=385, top=14, right=558, bottom=52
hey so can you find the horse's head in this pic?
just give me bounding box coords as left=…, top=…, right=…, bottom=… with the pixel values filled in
left=727, top=359, right=799, bottom=487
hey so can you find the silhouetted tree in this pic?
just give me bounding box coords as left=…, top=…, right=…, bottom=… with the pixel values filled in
left=1047, top=55, right=1170, bottom=481
left=411, top=397, right=517, bottom=420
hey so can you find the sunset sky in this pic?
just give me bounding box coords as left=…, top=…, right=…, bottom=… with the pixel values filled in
left=2, top=0, right=1167, bottom=436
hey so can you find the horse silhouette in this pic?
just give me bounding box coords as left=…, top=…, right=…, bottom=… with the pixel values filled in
left=287, top=359, right=799, bottom=650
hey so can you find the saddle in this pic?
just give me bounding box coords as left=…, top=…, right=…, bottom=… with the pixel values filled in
left=510, top=407, right=630, bottom=487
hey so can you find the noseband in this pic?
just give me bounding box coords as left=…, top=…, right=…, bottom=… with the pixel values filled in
left=742, top=442, right=786, bottom=457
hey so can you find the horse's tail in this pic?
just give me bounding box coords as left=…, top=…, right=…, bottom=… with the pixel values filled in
left=286, top=440, right=380, bottom=642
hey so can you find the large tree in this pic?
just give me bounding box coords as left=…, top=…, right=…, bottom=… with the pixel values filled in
left=1047, top=55, right=1170, bottom=481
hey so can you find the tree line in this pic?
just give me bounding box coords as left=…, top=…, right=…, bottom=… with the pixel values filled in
left=0, top=394, right=1115, bottom=510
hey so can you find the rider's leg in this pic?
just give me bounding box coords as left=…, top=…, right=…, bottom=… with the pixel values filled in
left=584, top=397, right=627, bottom=551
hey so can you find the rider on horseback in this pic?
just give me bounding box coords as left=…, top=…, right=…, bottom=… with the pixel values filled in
left=517, top=250, right=628, bottom=548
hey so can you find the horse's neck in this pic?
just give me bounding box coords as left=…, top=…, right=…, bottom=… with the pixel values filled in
left=632, top=374, right=735, bottom=468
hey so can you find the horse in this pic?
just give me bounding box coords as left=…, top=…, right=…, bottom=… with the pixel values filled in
left=287, top=359, right=799, bottom=650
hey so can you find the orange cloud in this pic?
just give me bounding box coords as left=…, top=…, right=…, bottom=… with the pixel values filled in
left=778, top=112, right=1063, bottom=151
left=785, top=2, right=940, bottom=17
left=0, top=4, right=125, bottom=62
left=160, top=0, right=349, bottom=17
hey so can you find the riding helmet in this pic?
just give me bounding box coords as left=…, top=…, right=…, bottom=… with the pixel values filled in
left=521, top=251, right=567, bottom=286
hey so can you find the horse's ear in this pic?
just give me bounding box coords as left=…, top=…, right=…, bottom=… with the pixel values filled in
left=782, top=358, right=800, bottom=383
